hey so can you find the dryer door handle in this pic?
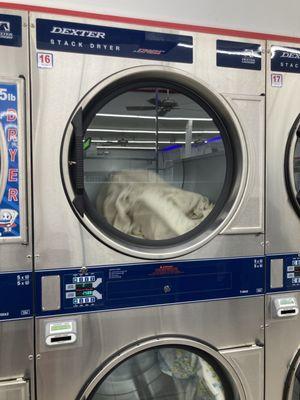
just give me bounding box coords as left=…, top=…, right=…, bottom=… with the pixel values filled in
left=71, top=107, right=85, bottom=216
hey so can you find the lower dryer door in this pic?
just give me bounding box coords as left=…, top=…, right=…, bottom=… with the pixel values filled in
left=285, top=114, right=300, bottom=217
left=284, top=349, right=300, bottom=400
left=77, top=337, right=246, bottom=400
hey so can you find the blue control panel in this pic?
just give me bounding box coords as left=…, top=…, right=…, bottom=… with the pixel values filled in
left=64, top=272, right=104, bottom=309
left=267, top=253, right=300, bottom=293
left=36, top=256, right=264, bottom=317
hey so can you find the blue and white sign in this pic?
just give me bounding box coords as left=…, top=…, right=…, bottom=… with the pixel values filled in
left=36, top=19, right=193, bottom=64
left=0, top=14, right=22, bottom=47
left=0, top=83, right=21, bottom=238
left=271, top=45, right=300, bottom=73
left=0, top=271, right=32, bottom=321
left=217, top=40, right=262, bottom=70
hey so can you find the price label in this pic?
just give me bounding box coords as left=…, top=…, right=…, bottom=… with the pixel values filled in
left=37, top=52, right=53, bottom=69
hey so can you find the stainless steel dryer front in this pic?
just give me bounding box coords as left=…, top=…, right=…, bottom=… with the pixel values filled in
left=265, top=41, right=300, bottom=400
left=29, top=11, right=265, bottom=400
left=0, top=7, right=33, bottom=400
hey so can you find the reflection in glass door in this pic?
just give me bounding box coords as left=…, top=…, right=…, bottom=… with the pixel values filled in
left=87, top=347, right=234, bottom=400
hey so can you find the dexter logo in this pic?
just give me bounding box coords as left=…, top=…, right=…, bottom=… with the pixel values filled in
left=0, top=21, right=10, bottom=32
left=50, top=26, right=106, bottom=39
left=135, top=48, right=165, bottom=55
left=280, top=51, right=300, bottom=59
left=0, top=21, right=13, bottom=39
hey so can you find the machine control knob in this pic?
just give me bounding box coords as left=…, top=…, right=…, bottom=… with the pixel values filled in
left=163, top=285, right=171, bottom=294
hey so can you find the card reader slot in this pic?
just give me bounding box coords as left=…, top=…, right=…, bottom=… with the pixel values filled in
left=280, top=309, right=297, bottom=315
left=50, top=335, right=72, bottom=343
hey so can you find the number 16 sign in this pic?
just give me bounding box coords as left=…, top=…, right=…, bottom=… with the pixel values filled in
left=37, top=52, right=53, bottom=69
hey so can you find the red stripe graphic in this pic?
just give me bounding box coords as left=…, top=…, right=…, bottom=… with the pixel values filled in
left=0, top=1, right=300, bottom=43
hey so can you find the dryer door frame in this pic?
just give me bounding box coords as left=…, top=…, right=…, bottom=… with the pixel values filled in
left=61, top=66, right=248, bottom=259
left=283, top=349, right=300, bottom=400
left=76, top=336, right=246, bottom=400
left=285, top=114, right=300, bottom=217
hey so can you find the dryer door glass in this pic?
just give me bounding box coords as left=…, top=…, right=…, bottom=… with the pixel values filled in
left=86, top=346, right=235, bottom=400
left=294, top=137, right=300, bottom=204
left=69, top=81, right=234, bottom=246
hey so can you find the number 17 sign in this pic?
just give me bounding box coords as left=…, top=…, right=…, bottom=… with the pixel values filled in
left=271, top=73, right=283, bottom=88
left=37, top=52, right=53, bottom=69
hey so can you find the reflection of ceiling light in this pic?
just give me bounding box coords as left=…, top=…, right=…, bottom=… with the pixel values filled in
left=92, top=140, right=186, bottom=144
left=87, top=128, right=220, bottom=134
left=217, top=49, right=261, bottom=58
left=177, top=43, right=193, bottom=49
left=271, top=45, right=300, bottom=59
left=96, top=146, right=156, bottom=150
left=95, top=113, right=212, bottom=121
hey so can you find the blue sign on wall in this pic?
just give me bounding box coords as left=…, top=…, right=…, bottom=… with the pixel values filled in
left=217, top=40, right=262, bottom=70
left=36, top=18, right=193, bottom=63
left=271, top=45, right=300, bottom=73
left=0, top=14, right=22, bottom=47
left=0, top=83, right=21, bottom=238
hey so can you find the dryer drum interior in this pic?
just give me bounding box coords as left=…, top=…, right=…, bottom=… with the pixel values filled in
left=81, top=345, right=238, bottom=400
left=285, top=114, right=300, bottom=217
left=63, top=75, right=240, bottom=252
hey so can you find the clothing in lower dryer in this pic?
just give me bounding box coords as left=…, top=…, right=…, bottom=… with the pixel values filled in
left=158, top=348, right=225, bottom=400
left=97, top=170, right=214, bottom=240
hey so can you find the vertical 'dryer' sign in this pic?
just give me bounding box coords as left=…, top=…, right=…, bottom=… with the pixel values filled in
left=0, top=83, right=21, bottom=238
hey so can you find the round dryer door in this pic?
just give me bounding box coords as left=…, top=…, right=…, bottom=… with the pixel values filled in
left=62, top=71, right=243, bottom=258
left=283, top=350, right=300, bottom=400
left=78, top=340, right=243, bottom=400
left=285, top=116, right=300, bottom=217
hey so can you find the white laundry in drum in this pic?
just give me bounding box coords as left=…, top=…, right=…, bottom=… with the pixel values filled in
left=97, top=170, right=214, bottom=240
left=158, top=348, right=225, bottom=400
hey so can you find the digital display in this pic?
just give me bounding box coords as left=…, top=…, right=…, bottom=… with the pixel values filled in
left=76, top=290, right=93, bottom=297
left=73, top=276, right=95, bottom=283
left=76, top=283, right=93, bottom=289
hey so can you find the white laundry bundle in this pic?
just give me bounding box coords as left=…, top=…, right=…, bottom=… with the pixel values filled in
left=158, top=348, right=225, bottom=400
left=97, top=170, right=214, bottom=240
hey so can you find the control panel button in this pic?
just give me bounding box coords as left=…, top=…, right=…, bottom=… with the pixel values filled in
left=93, top=290, right=102, bottom=300
left=287, top=273, right=295, bottom=278
left=66, top=292, right=75, bottom=299
left=287, top=266, right=295, bottom=272
left=92, top=278, right=102, bottom=288
left=66, top=284, right=76, bottom=291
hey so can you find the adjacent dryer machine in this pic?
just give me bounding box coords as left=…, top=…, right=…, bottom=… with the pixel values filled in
left=30, top=11, right=266, bottom=400
left=0, top=8, right=33, bottom=400
left=265, top=41, right=300, bottom=400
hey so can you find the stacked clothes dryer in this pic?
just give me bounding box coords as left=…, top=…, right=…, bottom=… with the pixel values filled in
left=265, top=41, right=300, bottom=400
left=0, top=8, right=33, bottom=400
left=30, top=11, right=266, bottom=400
